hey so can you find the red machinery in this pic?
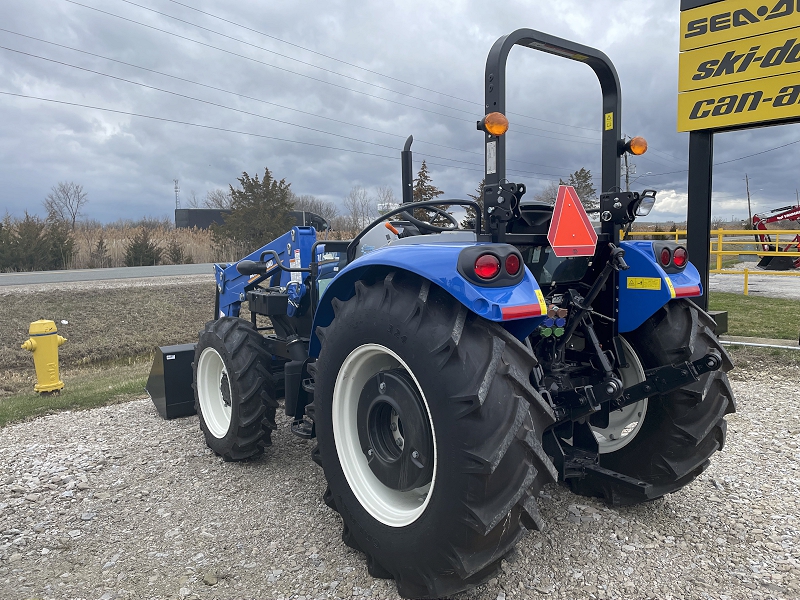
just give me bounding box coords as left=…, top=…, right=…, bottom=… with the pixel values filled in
left=753, top=204, right=800, bottom=269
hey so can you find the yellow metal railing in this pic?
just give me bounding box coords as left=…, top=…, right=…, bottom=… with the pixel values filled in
left=620, top=229, right=800, bottom=295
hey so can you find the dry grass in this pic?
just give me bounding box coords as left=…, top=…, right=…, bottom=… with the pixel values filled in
left=0, top=280, right=214, bottom=396
left=70, top=226, right=219, bottom=268
left=68, top=225, right=357, bottom=270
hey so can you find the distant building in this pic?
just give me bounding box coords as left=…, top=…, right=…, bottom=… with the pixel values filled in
left=175, top=209, right=329, bottom=231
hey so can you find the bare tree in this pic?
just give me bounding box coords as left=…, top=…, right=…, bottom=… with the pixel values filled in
left=342, top=186, right=376, bottom=231
left=532, top=181, right=559, bottom=205
left=292, top=193, right=339, bottom=224
left=186, top=190, right=202, bottom=208
left=44, top=182, right=88, bottom=229
left=375, top=186, right=399, bottom=215
left=205, top=188, right=233, bottom=209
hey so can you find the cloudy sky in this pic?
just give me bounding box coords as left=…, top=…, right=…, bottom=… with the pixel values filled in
left=2, top=0, right=799, bottom=225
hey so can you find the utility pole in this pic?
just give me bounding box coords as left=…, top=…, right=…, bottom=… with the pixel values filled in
left=621, top=136, right=635, bottom=191
left=621, top=153, right=636, bottom=192
left=174, top=179, right=180, bottom=209
left=744, top=174, right=752, bottom=229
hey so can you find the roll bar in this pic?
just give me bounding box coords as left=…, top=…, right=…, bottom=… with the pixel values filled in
left=483, top=29, right=623, bottom=239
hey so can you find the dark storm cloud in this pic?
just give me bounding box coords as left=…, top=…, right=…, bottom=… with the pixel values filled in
left=1, top=0, right=798, bottom=223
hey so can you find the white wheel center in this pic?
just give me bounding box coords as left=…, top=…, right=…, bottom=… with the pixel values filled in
left=332, top=344, right=437, bottom=528
left=197, top=347, right=233, bottom=439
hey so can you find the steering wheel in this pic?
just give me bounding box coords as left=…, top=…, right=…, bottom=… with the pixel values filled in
left=399, top=206, right=460, bottom=233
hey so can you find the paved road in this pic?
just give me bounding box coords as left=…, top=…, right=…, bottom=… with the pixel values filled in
left=0, top=264, right=215, bottom=287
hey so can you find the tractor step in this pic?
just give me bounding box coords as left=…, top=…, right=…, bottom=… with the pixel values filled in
left=291, top=417, right=315, bottom=439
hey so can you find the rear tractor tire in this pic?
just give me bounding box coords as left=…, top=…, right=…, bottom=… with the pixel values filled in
left=571, top=299, right=735, bottom=506
left=193, top=317, right=279, bottom=461
left=310, top=271, right=558, bottom=599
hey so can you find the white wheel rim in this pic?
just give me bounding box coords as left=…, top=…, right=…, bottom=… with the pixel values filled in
left=332, top=344, right=437, bottom=527
left=197, top=346, right=233, bottom=439
left=593, top=337, right=648, bottom=454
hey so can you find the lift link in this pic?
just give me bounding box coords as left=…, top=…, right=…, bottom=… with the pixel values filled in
left=619, top=350, right=722, bottom=407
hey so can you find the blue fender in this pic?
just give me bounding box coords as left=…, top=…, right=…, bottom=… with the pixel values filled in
left=618, top=241, right=703, bottom=333
left=309, top=243, right=548, bottom=357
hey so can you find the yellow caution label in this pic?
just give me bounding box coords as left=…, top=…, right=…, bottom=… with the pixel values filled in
left=665, top=277, right=677, bottom=299
left=626, top=277, right=662, bottom=291
left=604, top=112, right=614, bottom=130
left=535, top=288, right=547, bottom=314
left=680, top=0, right=800, bottom=52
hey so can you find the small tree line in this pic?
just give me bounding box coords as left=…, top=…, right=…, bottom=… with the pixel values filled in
left=3, top=163, right=601, bottom=272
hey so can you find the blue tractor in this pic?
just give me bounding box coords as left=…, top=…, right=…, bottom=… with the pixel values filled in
left=190, top=29, right=734, bottom=599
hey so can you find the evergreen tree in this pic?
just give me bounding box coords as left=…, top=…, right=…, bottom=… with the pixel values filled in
left=212, top=167, right=294, bottom=249
left=13, top=214, right=51, bottom=271
left=559, top=168, right=598, bottom=210
left=411, top=160, right=448, bottom=225
left=461, top=178, right=484, bottom=229
left=45, top=218, right=75, bottom=269
left=166, top=238, right=192, bottom=265
left=125, top=228, right=162, bottom=266
left=89, top=234, right=111, bottom=269
left=0, top=216, right=11, bottom=271
left=0, top=214, right=74, bottom=271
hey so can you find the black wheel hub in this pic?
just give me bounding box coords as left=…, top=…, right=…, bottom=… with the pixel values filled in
left=220, top=372, right=232, bottom=408
left=357, top=369, right=433, bottom=492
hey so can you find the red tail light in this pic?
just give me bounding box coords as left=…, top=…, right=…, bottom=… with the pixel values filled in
left=659, top=247, right=672, bottom=267
left=505, top=254, right=521, bottom=276
left=475, top=254, right=501, bottom=279
left=673, top=246, right=688, bottom=268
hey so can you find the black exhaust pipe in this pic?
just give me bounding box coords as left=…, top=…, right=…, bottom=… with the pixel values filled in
left=401, top=135, right=413, bottom=204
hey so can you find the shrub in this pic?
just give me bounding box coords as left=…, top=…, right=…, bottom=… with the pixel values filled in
left=124, top=228, right=162, bottom=266
left=165, top=238, right=192, bottom=265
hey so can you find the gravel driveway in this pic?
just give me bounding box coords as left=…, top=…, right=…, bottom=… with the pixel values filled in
left=1, top=363, right=798, bottom=600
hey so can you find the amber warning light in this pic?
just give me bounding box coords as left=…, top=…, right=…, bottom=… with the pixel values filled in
left=625, top=136, right=647, bottom=156
left=547, top=185, right=598, bottom=258
left=478, top=112, right=509, bottom=136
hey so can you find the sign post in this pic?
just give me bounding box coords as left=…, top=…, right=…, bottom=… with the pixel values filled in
left=679, top=0, right=800, bottom=310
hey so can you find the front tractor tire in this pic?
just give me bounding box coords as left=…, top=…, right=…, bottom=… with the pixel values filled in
left=193, top=317, right=278, bottom=461
left=311, top=271, right=558, bottom=599
left=572, top=299, right=735, bottom=506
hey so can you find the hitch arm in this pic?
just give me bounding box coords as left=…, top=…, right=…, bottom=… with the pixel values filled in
left=617, top=351, right=723, bottom=408
left=552, top=350, right=723, bottom=424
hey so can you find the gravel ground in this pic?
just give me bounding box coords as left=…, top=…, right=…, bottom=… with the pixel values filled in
left=1, top=364, right=799, bottom=600
left=710, top=263, right=800, bottom=300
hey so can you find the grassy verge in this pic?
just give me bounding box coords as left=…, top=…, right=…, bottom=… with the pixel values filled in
left=709, top=291, right=800, bottom=340
left=0, top=281, right=214, bottom=374
left=0, top=357, right=152, bottom=427
left=726, top=345, right=800, bottom=369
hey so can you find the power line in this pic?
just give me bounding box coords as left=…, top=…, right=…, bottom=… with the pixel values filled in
left=0, top=28, right=580, bottom=173
left=61, top=0, right=600, bottom=144
left=1, top=45, right=570, bottom=179
left=157, top=0, right=602, bottom=133
left=640, top=136, right=800, bottom=179
left=0, top=91, right=563, bottom=182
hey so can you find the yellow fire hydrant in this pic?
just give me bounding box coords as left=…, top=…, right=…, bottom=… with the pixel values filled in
left=21, top=319, right=67, bottom=393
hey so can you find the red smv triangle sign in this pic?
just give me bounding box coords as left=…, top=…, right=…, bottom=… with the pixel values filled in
left=547, top=185, right=598, bottom=258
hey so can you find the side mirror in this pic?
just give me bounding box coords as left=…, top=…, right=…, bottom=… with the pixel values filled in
left=634, top=190, right=657, bottom=217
